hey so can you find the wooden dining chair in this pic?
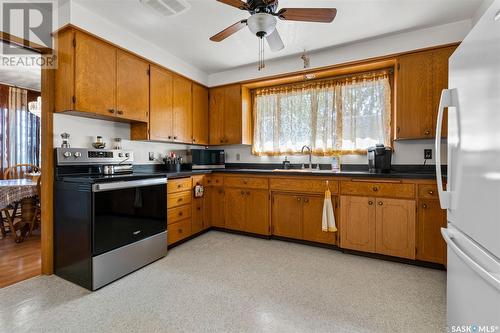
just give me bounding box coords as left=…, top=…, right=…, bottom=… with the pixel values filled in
left=27, top=177, right=41, bottom=237
left=3, top=164, right=40, bottom=180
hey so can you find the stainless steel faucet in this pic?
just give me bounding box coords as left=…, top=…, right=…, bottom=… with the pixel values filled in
left=301, top=145, right=312, bottom=169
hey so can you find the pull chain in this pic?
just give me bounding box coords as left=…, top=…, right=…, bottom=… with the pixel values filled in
left=258, top=36, right=265, bottom=71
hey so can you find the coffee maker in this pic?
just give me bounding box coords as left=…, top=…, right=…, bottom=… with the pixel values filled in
left=367, top=144, right=392, bottom=173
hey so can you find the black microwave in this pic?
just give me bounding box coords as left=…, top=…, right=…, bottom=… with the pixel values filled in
left=191, top=149, right=225, bottom=169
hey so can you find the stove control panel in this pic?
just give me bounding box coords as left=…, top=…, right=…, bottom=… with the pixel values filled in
left=56, top=148, right=134, bottom=165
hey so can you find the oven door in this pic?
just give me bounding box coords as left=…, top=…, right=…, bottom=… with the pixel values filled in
left=92, top=178, right=167, bottom=256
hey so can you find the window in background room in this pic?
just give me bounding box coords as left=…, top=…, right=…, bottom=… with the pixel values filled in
left=252, top=70, right=392, bottom=156
left=0, top=85, right=41, bottom=177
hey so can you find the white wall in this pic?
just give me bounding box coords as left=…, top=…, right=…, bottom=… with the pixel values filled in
left=53, top=114, right=199, bottom=164
left=220, top=140, right=447, bottom=166
left=208, top=20, right=471, bottom=87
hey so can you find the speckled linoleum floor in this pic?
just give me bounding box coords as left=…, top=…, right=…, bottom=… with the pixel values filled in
left=0, top=231, right=446, bottom=333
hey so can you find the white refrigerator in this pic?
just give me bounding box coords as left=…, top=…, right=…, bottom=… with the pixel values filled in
left=436, top=0, right=500, bottom=329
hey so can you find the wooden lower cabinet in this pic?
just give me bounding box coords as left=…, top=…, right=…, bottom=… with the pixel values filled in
left=168, top=219, right=191, bottom=245
left=302, top=195, right=337, bottom=245
left=225, top=188, right=246, bottom=231
left=205, top=186, right=225, bottom=228
left=375, top=198, right=416, bottom=259
left=340, top=196, right=416, bottom=259
left=416, top=199, right=447, bottom=264
left=340, top=196, right=376, bottom=253
left=245, top=189, right=270, bottom=235
left=271, top=192, right=337, bottom=244
left=272, top=193, right=303, bottom=239
left=192, top=197, right=204, bottom=234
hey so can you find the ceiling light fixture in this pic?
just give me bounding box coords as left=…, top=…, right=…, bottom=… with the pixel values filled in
left=247, top=13, right=277, bottom=70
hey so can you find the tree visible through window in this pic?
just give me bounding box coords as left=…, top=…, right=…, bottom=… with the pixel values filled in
left=252, top=71, right=392, bottom=156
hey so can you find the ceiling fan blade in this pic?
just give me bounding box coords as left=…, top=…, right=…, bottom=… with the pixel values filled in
left=266, top=29, right=284, bottom=52
left=210, top=20, right=247, bottom=42
left=216, top=0, right=249, bottom=10
left=277, top=8, right=337, bottom=23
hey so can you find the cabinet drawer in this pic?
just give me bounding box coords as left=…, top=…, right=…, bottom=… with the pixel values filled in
left=168, top=219, right=191, bottom=245
left=168, top=205, right=192, bottom=224
left=168, top=178, right=192, bottom=194
left=418, top=184, right=438, bottom=199
left=192, top=175, right=206, bottom=187
left=224, top=176, right=269, bottom=189
left=205, top=175, right=223, bottom=187
left=341, top=181, right=415, bottom=199
left=270, top=178, right=338, bottom=194
left=167, top=191, right=192, bottom=209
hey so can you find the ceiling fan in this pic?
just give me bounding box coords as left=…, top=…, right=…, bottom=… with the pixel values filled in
left=210, top=0, right=337, bottom=70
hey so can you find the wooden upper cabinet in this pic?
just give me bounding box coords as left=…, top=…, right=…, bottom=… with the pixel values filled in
left=302, top=195, right=337, bottom=245
left=271, top=193, right=303, bottom=239
left=172, top=75, right=193, bottom=143
left=209, top=87, right=225, bottom=145
left=417, top=199, right=447, bottom=264
left=375, top=198, right=416, bottom=259
left=340, top=196, right=376, bottom=253
left=192, top=83, right=209, bottom=145
left=209, top=84, right=252, bottom=145
left=73, top=31, right=116, bottom=117
left=116, top=50, right=149, bottom=122
left=395, top=45, right=457, bottom=139
left=149, top=66, right=173, bottom=141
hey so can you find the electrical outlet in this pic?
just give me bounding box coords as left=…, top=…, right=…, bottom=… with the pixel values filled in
left=424, top=149, right=432, bottom=160
left=149, top=152, right=155, bottom=161
left=236, top=153, right=241, bottom=161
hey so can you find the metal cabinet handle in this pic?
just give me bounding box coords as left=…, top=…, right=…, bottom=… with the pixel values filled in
left=246, top=191, right=250, bottom=195
left=304, top=198, right=309, bottom=203
left=424, top=130, right=431, bottom=136
left=179, top=212, right=183, bottom=216
left=372, top=186, right=379, bottom=192
left=173, top=136, right=178, bottom=140
left=241, top=190, right=245, bottom=195
left=177, top=198, right=183, bottom=202
left=422, top=203, right=428, bottom=209
left=177, top=185, right=182, bottom=188
left=428, top=190, right=434, bottom=195
left=297, top=197, right=301, bottom=202
left=197, top=207, right=201, bottom=211
left=108, top=109, right=115, bottom=114
left=179, top=229, right=183, bottom=233
left=117, top=110, right=124, bottom=115
left=378, top=201, right=383, bottom=206
left=368, top=201, right=374, bottom=205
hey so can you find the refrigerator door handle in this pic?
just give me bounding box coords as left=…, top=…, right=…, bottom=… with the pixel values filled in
left=441, top=228, right=500, bottom=292
left=435, top=88, right=460, bottom=209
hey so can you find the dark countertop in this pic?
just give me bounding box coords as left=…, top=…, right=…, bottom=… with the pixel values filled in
left=134, top=164, right=441, bottom=180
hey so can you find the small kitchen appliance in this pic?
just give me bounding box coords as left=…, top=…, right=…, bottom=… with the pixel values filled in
left=190, top=149, right=225, bottom=169
left=367, top=144, right=392, bottom=173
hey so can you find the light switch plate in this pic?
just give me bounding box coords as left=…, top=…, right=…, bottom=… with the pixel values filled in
left=149, top=152, right=155, bottom=161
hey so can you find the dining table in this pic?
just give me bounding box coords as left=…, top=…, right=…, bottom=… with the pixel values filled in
left=0, top=178, right=39, bottom=242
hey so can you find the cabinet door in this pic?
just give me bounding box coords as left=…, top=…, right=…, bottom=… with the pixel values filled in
left=271, top=193, right=302, bottom=239
left=417, top=199, right=447, bottom=264
left=340, top=196, right=376, bottom=253
left=192, top=197, right=204, bottom=234
left=396, top=51, right=434, bottom=139
left=149, top=66, right=173, bottom=141
left=432, top=46, right=456, bottom=138
left=116, top=50, right=149, bottom=122
left=245, top=189, right=270, bottom=235
left=205, top=187, right=225, bottom=228
left=209, top=87, right=225, bottom=145
left=224, top=188, right=246, bottom=231
left=74, top=31, right=116, bottom=116
left=192, top=83, right=209, bottom=145
left=302, top=195, right=336, bottom=245
left=375, top=198, right=416, bottom=259
left=172, top=75, right=192, bottom=143
left=223, top=84, right=242, bottom=144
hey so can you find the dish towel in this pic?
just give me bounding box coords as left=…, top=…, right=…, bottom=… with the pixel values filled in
left=322, top=187, right=337, bottom=232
